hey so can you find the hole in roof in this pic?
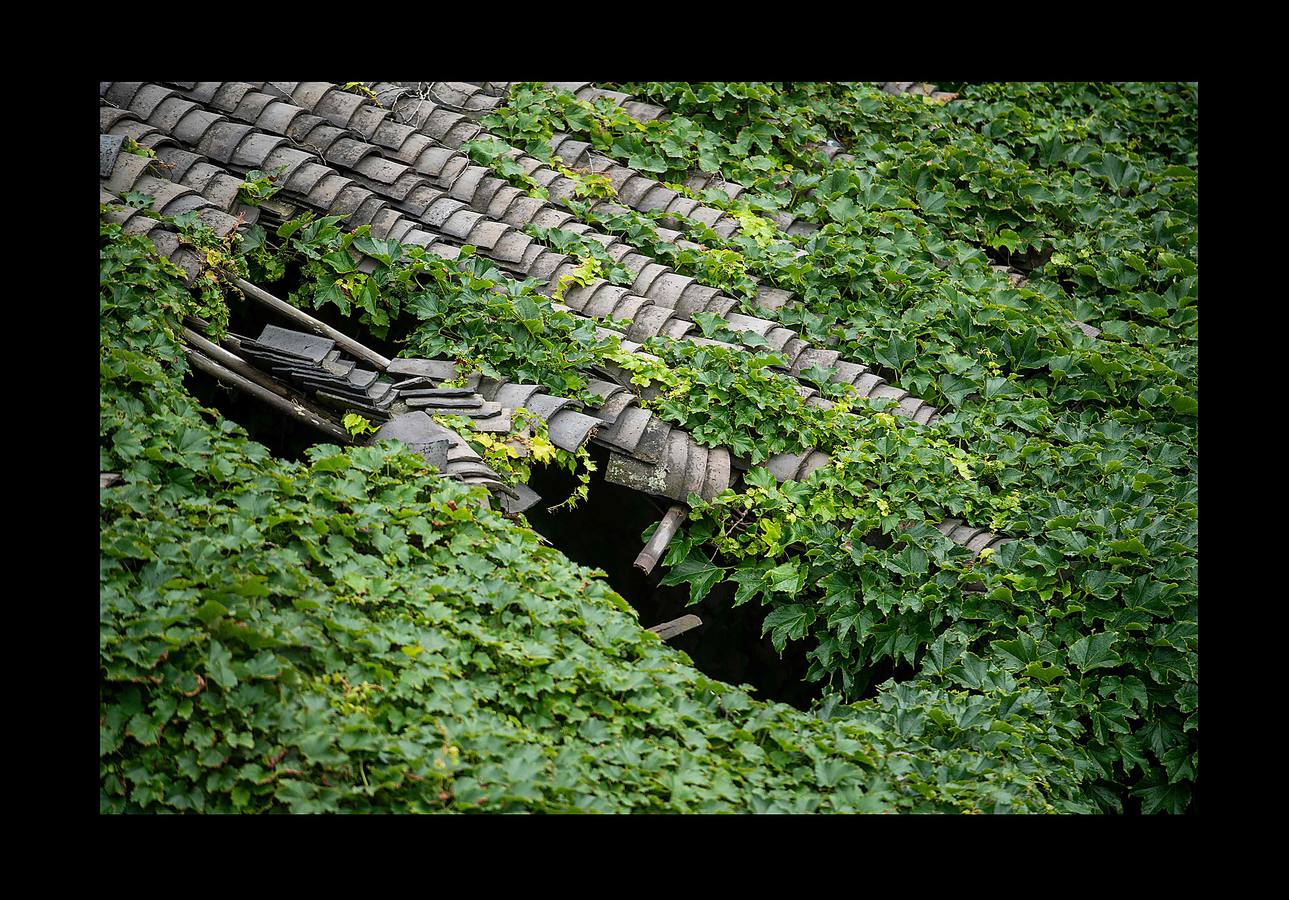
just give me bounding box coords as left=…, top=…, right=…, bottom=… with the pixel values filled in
left=181, top=292, right=364, bottom=462
left=236, top=276, right=410, bottom=362
left=182, top=362, right=323, bottom=463
left=191, top=285, right=873, bottom=711
left=521, top=443, right=824, bottom=711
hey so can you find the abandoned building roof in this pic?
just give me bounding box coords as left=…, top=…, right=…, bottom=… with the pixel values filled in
left=99, top=80, right=1198, bottom=815
left=98, top=80, right=1006, bottom=555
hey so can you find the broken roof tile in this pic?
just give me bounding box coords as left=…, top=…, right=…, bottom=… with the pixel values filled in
left=397, top=386, right=477, bottom=399
left=404, top=394, right=482, bottom=410
left=410, top=400, right=501, bottom=418
left=385, top=357, right=459, bottom=380
left=255, top=325, right=335, bottom=364
left=313, top=390, right=391, bottom=420
left=369, top=411, right=441, bottom=444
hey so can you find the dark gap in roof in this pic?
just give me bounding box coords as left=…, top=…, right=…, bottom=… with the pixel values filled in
left=843, top=656, right=917, bottom=704
left=213, top=276, right=895, bottom=712
left=993, top=244, right=1053, bottom=275
left=182, top=292, right=349, bottom=463
left=214, top=272, right=838, bottom=710
left=183, top=365, right=322, bottom=464
left=381, top=302, right=428, bottom=361
left=242, top=267, right=407, bottom=363
left=522, top=443, right=823, bottom=711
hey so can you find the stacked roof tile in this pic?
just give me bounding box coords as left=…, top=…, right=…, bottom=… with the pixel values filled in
left=98, top=80, right=1009, bottom=558
left=371, top=411, right=513, bottom=502
left=383, top=356, right=734, bottom=505
left=456, top=81, right=818, bottom=237
left=351, top=83, right=800, bottom=312
left=237, top=324, right=400, bottom=420
left=543, top=82, right=1100, bottom=341
left=103, top=81, right=935, bottom=425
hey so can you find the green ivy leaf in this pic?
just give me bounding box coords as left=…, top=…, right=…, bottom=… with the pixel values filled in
left=205, top=640, right=239, bottom=691
left=1067, top=632, right=1121, bottom=672
left=884, top=544, right=929, bottom=578
left=766, top=560, right=807, bottom=596
left=873, top=335, right=917, bottom=376
left=659, top=549, right=727, bottom=605
left=763, top=604, right=815, bottom=653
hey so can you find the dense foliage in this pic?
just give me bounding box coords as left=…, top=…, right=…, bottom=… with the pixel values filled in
left=102, top=81, right=1197, bottom=813
left=102, top=215, right=1067, bottom=813
left=476, top=81, right=1200, bottom=813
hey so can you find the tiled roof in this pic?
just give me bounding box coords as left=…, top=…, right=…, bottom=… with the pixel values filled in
left=99, top=80, right=1009, bottom=558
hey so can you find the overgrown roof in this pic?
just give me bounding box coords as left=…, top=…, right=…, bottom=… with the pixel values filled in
left=100, top=81, right=1198, bottom=813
